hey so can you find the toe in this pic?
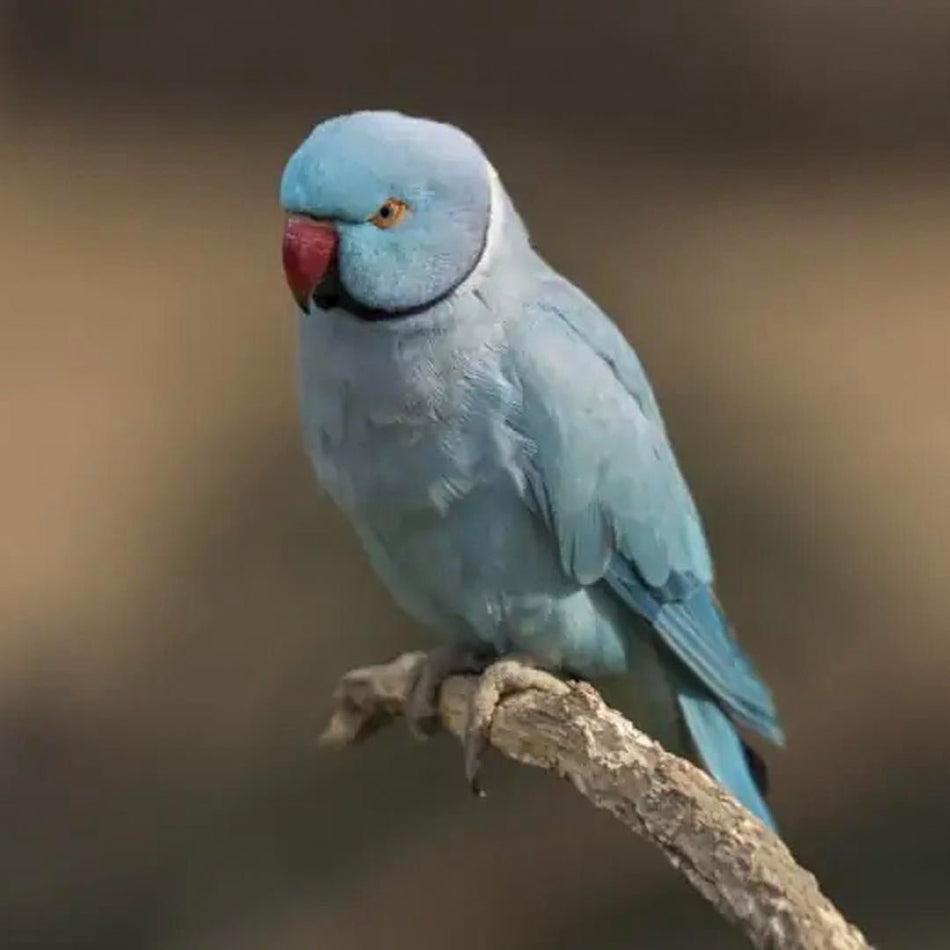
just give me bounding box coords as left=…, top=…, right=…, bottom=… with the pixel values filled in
left=404, top=645, right=496, bottom=742
left=463, top=658, right=568, bottom=795
left=405, top=667, right=441, bottom=741
left=464, top=728, right=489, bottom=797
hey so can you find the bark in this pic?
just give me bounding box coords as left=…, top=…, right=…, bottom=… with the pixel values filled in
left=320, top=652, right=870, bottom=950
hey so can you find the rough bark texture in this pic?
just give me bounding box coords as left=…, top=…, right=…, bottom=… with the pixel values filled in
left=320, top=652, right=870, bottom=950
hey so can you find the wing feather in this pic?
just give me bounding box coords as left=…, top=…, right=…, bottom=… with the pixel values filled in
left=510, top=277, right=782, bottom=743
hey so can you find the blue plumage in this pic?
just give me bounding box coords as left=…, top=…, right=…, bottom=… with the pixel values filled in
left=678, top=684, right=777, bottom=830
left=281, top=111, right=783, bottom=829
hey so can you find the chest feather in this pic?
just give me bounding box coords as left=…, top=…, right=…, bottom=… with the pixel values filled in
left=298, top=312, right=523, bottom=520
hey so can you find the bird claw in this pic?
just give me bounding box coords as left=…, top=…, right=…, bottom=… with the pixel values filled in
left=463, top=658, right=568, bottom=796
left=405, top=645, right=494, bottom=742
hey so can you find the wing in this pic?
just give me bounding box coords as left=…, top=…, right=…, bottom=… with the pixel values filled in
left=508, top=274, right=783, bottom=743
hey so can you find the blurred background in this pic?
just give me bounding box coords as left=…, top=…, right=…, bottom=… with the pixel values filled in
left=2, top=2, right=949, bottom=947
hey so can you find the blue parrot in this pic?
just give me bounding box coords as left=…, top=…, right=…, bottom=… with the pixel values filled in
left=280, top=111, right=783, bottom=829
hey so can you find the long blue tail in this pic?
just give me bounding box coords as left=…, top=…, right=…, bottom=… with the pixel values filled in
left=678, top=686, right=777, bottom=832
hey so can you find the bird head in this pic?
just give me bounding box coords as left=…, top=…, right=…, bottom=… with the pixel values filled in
left=280, top=111, right=492, bottom=318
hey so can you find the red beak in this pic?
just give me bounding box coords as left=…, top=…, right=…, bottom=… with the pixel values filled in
left=282, top=216, right=338, bottom=310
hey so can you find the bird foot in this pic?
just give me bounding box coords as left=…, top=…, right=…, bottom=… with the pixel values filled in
left=464, top=658, right=568, bottom=796
left=405, top=644, right=495, bottom=741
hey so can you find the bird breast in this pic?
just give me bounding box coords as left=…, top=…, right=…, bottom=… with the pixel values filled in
left=296, top=305, right=526, bottom=527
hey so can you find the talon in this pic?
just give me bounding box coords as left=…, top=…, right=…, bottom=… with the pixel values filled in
left=404, top=645, right=494, bottom=742
left=408, top=709, right=441, bottom=742
left=464, top=727, right=490, bottom=796
left=405, top=663, right=441, bottom=741
left=463, top=658, right=568, bottom=795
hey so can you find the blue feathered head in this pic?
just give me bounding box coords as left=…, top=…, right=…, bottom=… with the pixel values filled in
left=280, top=111, right=491, bottom=316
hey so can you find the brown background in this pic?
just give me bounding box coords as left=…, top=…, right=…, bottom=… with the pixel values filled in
left=2, top=2, right=949, bottom=947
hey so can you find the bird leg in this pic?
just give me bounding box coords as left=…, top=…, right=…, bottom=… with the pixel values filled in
left=464, top=657, right=569, bottom=796
left=405, top=643, right=495, bottom=740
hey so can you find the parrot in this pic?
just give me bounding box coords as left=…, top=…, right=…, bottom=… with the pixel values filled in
left=279, top=110, right=783, bottom=829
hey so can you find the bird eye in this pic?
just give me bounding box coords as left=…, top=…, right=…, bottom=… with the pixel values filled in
left=371, top=198, right=409, bottom=229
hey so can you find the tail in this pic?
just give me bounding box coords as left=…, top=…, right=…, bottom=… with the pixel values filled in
left=678, top=685, right=777, bottom=832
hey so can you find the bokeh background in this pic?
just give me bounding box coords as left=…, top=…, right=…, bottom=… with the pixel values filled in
left=2, top=2, right=950, bottom=947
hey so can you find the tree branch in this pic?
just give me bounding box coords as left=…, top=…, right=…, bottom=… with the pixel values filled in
left=319, top=652, right=869, bottom=950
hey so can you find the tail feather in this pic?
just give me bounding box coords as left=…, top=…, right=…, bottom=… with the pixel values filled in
left=678, top=686, right=777, bottom=832
left=742, top=739, right=770, bottom=796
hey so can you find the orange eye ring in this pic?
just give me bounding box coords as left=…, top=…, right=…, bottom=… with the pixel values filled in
left=371, top=198, right=409, bottom=229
